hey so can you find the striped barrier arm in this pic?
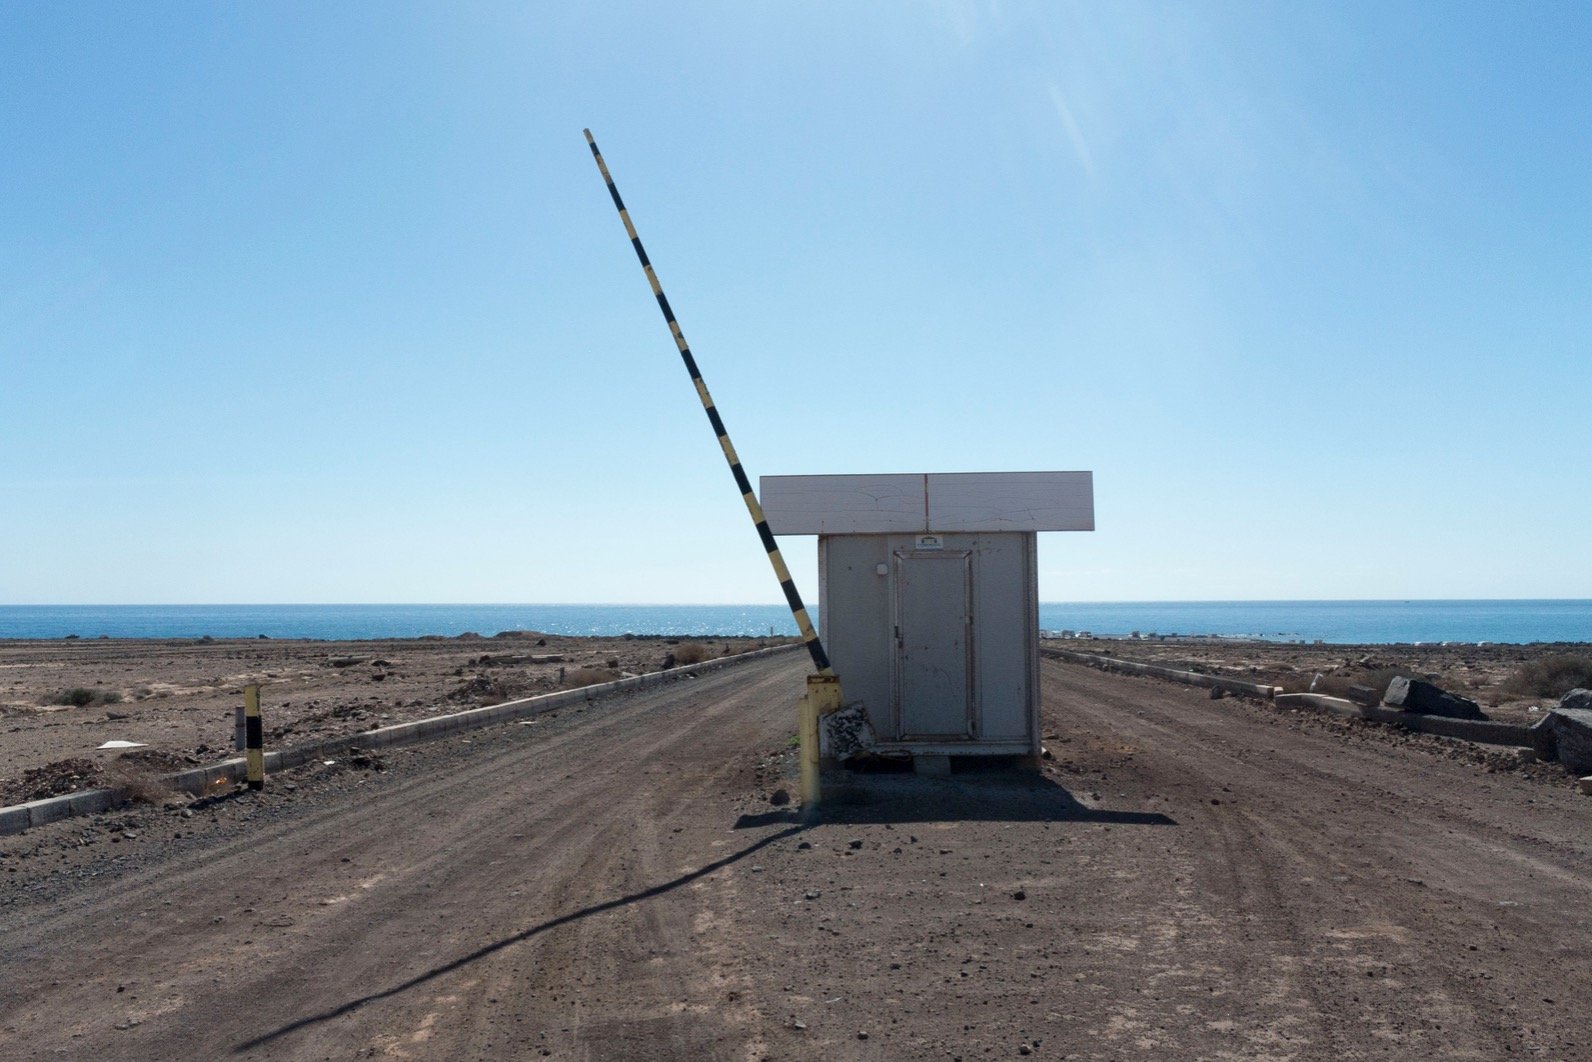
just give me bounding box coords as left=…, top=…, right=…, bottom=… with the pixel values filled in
left=584, top=129, right=832, bottom=676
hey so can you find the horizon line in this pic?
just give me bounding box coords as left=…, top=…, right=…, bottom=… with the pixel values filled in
left=6, top=599, right=1592, bottom=608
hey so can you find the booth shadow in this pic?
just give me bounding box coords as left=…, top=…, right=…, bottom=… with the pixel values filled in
left=733, top=769, right=1176, bottom=829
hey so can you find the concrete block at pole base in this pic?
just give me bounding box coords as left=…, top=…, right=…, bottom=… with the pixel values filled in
left=1382, top=676, right=1486, bottom=720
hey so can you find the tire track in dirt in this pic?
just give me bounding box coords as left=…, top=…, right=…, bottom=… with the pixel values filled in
left=1042, top=658, right=1590, bottom=1058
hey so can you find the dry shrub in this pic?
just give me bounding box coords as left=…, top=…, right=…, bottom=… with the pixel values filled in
left=1502, top=655, right=1592, bottom=699
left=105, top=764, right=173, bottom=805
left=673, top=642, right=711, bottom=666
left=563, top=666, right=621, bottom=689
left=46, top=687, right=121, bottom=707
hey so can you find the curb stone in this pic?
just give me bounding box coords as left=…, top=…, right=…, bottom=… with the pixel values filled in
left=1042, top=647, right=1282, bottom=700
left=1275, top=693, right=1533, bottom=748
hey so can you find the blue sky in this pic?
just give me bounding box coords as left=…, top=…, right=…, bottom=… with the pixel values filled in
left=3, top=2, right=1588, bottom=604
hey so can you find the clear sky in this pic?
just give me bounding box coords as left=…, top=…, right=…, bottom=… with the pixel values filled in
left=4, top=2, right=1589, bottom=605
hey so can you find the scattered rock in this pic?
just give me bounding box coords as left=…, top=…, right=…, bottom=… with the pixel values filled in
left=769, top=788, right=791, bottom=806
left=1383, top=676, right=1486, bottom=720
left=848, top=839, right=864, bottom=850
left=1012, top=889, right=1027, bottom=901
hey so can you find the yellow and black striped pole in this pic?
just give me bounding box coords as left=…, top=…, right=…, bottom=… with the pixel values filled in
left=243, top=684, right=264, bottom=791
left=584, top=129, right=833, bottom=679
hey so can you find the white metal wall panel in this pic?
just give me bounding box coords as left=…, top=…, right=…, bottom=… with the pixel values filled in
left=926, top=472, right=1094, bottom=532
left=818, top=530, right=1038, bottom=753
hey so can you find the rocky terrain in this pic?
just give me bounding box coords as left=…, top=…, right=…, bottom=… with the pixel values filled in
left=0, top=633, right=786, bottom=806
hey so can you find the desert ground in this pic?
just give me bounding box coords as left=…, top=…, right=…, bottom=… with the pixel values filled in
left=1, top=637, right=1590, bottom=1059
left=0, top=632, right=783, bottom=806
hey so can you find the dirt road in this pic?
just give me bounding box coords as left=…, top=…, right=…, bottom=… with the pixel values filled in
left=2, top=654, right=1589, bottom=1059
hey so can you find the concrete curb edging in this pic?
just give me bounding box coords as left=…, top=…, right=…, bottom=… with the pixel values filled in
left=1041, top=647, right=1282, bottom=700
left=1275, top=692, right=1533, bottom=748
left=0, top=642, right=803, bottom=836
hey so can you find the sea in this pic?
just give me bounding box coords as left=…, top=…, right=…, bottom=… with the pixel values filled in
left=0, top=601, right=1588, bottom=645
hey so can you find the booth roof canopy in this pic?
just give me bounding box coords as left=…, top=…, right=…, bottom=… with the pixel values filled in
left=759, top=471, right=1094, bottom=535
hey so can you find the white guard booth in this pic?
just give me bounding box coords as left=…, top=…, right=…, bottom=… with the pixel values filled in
left=760, top=471, right=1094, bottom=766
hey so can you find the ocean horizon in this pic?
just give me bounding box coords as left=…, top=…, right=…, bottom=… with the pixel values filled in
left=0, top=600, right=1588, bottom=645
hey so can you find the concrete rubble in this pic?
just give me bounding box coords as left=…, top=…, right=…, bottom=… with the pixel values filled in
left=1383, top=676, right=1486, bottom=720
left=821, top=702, right=880, bottom=761
left=1528, top=689, right=1592, bottom=775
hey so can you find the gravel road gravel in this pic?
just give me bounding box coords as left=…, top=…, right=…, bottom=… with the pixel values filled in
left=2, top=653, right=1588, bottom=1060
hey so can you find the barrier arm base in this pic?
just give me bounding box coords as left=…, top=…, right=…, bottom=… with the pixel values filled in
left=798, top=674, right=843, bottom=816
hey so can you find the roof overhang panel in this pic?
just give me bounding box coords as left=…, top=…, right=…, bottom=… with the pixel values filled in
left=760, top=471, right=1094, bottom=535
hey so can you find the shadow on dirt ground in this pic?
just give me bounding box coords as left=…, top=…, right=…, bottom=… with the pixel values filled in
left=232, top=823, right=810, bottom=1053
left=733, top=770, right=1178, bottom=829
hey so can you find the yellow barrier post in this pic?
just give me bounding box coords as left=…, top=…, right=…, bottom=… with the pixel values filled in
left=800, top=673, right=842, bottom=815
left=243, top=684, right=264, bottom=791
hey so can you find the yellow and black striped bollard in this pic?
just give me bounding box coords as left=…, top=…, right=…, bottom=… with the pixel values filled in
left=243, top=684, right=264, bottom=790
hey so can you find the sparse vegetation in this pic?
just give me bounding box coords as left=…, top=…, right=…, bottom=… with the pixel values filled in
left=1502, top=655, right=1592, bottom=699
left=106, top=764, right=172, bottom=805
left=563, top=666, right=621, bottom=689
left=47, top=687, right=122, bottom=708
left=673, top=642, right=711, bottom=666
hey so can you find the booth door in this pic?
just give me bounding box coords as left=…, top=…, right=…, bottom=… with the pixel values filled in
left=892, top=550, right=974, bottom=739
